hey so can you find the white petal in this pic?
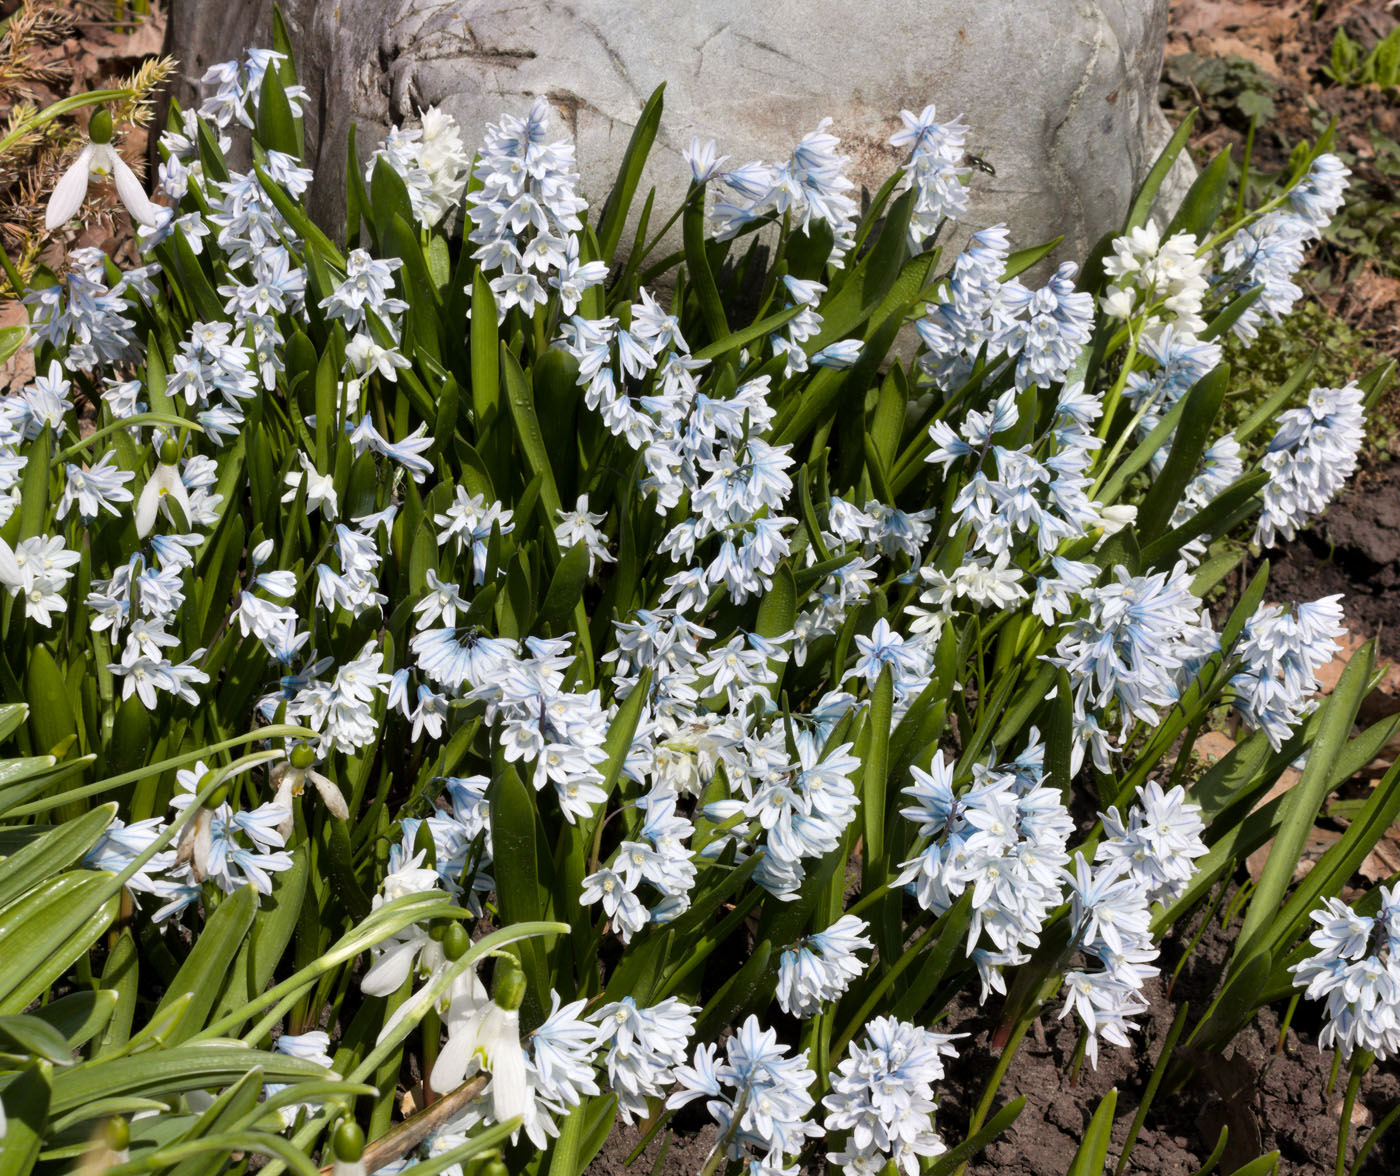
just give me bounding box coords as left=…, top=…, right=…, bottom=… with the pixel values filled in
left=360, top=938, right=421, bottom=998
left=158, top=466, right=194, bottom=529
left=0, top=538, right=20, bottom=590
left=312, top=772, right=350, bottom=820
left=45, top=145, right=95, bottom=230
left=110, top=154, right=163, bottom=227
left=430, top=1016, right=481, bottom=1092
left=134, top=478, right=160, bottom=538
left=488, top=1025, right=529, bottom=1122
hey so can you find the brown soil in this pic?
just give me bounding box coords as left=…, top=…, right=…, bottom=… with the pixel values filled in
left=948, top=897, right=1400, bottom=1176
left=1268, top=462, right=1400, bottom=660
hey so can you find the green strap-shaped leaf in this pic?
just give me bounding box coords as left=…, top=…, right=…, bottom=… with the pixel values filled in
left=1067, top=1089, right=1119, bottom=1176
left=596, top=83, right=664, bottom=265
left=26, top=989, right=117, bottom=1051
left=0, top=1060, right=51, bottom=1176
left=1135, top=363, right=1229, bottom=542
left=0, top=874, right=119, bottom=1014
left=25, top=643, right=78, bottom=760
left=1234, top=642, right=1375, bottom=972
left=154, top=884, right=259, bottom=1042
left=926, top=1095, right=1024, bottom=1175
left=371, top=155, right=416, bottom=250
left=682, top=182, right=729, bottom=343
left=0, top=1014, right=72, bottom=1063
left=0, top=802, right=115, bottom=909
left=889, top=890, right=974, bottom=1023
left=1124, top=110, right=1196, bottom=234
left=540, top=541, right=591, bottom=635
left=488, top=766, right=550, bottom=1028
left=861, top=666, right=894, bottom=894
left=0, top=325, right=26, bottom=366
left=805, top=186, right=915, bottom=349
left=869, top=365, right=907, bottom=473
left=95, top=931, right=138, bottom=1057
left=49, top=1046, right=332, bottom=1117
left=255, top=60, right=302, bottom=158
left=1165, top=147, right=1232, bottom=240
left=471, top=270, right=501, bottom=430
left=1141, top=472, right=1268, bottom=570
left=502, top=343, right=563, bottom=526
left=17, top=427, right=50, bottom=541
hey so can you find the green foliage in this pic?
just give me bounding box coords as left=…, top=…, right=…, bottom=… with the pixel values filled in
left=1163, top=53, right=1280, bottom=127
left=1324, top=25, right=1400, bottom=89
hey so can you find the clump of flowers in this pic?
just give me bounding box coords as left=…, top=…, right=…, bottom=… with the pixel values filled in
left=0, top=31, right=1390, bottom=1176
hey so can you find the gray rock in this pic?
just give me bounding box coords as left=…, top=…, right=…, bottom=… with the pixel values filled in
left=166, top=0, right=1189, bottom=266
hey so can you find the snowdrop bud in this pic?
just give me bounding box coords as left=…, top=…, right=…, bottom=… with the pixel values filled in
left=493, top=956, right=527, bottom=1011
left=331, top=1120, right=366, bottom=1176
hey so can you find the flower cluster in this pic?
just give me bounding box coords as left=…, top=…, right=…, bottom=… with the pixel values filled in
left=668, top=1016, right=821, bottom=1170
left=702, top=119, right=859, bottom=266
left=1230, top=595, right=1346, bottom=749
left=894, top=746, right=1074, bottom=1001
left=1059, top=782, right=1207, bottom=1066
left=366, top=107, right=472, bottom=228
left=823, top=1017, right=962, bottom=1175
left=1291, top=888, right=1400, bottom=1062
left=1218, top=154, right=1350, bottom=340
left=465, top=98, right=603, bottom=318
left=1255, top=382, right=1366, bottom=548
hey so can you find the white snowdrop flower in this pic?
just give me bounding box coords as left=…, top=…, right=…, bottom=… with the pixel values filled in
left=135, top=441, right=194, bottom=538
left=46, top=109, right=162, bottom=230
left=269, top=743, right=350, bottom=837
left=433, top=959, right=530, bottom=1123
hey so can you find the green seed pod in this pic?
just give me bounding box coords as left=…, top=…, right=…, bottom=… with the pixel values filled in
left=290, top=743, right=316, bottom=770
left=88, top=108, right=114, bottom=145
left=158, top=439, right=179, bottom=465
